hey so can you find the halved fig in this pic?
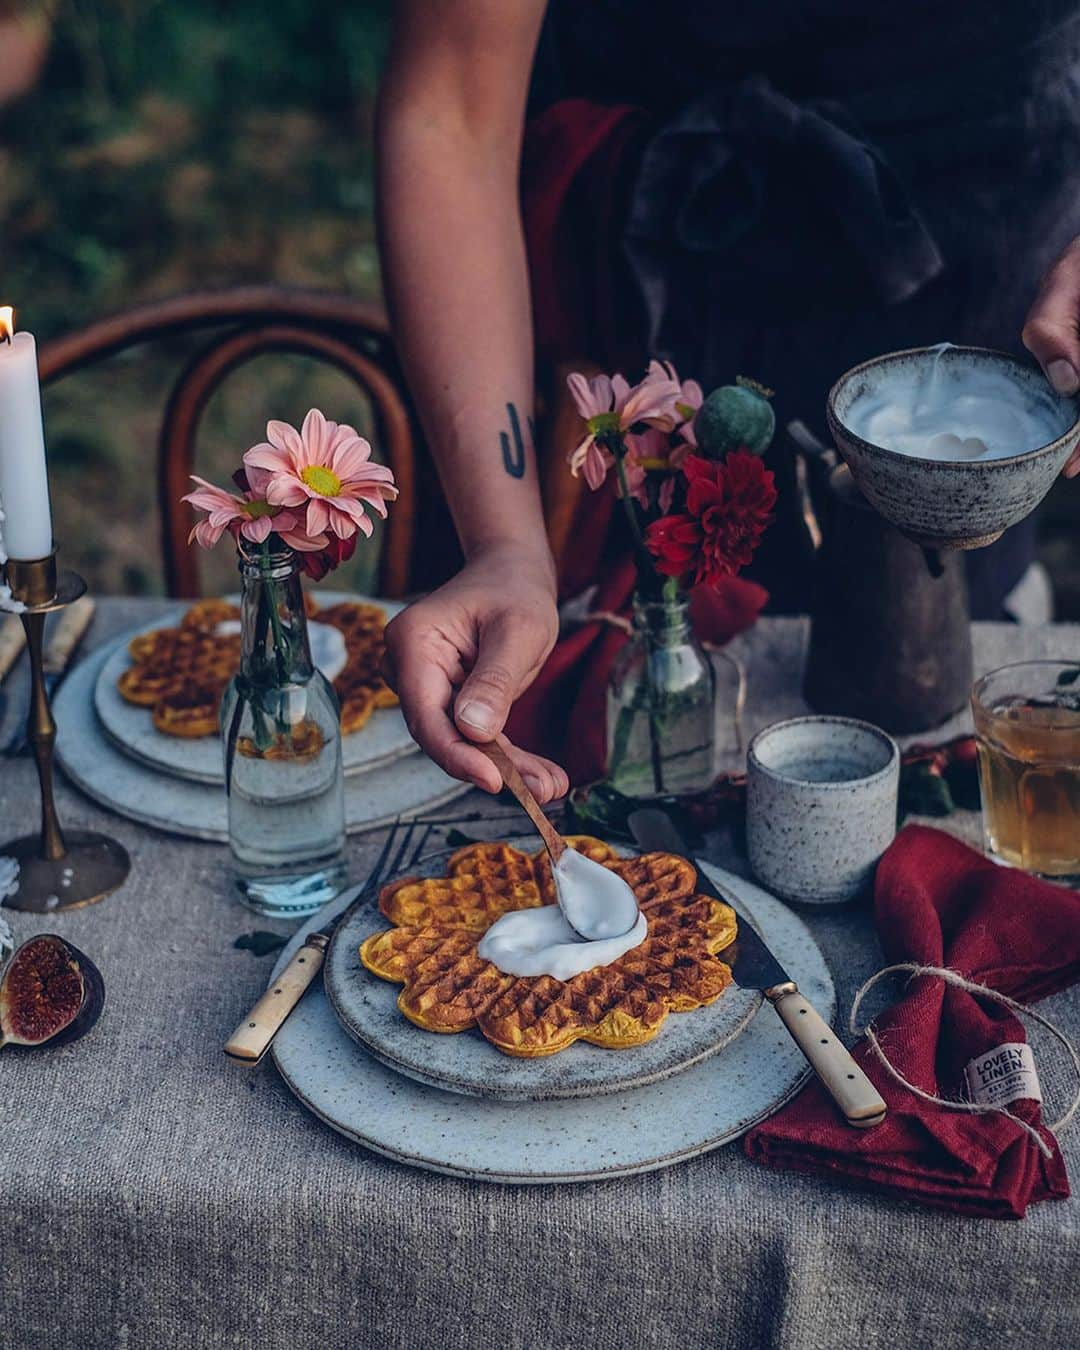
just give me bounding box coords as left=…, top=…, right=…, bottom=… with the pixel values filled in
left=0, top=934, right=104, bottom=1048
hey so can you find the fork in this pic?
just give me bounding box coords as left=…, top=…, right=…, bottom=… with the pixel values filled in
left=224, top=817, right=416, bottom=1064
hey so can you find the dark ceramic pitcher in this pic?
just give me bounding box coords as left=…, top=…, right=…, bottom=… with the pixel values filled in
left=790, top=422, right=974, bottom=734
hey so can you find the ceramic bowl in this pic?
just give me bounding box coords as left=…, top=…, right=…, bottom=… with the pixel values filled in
left=827, top=345, right=1080, bottom=549
left=746, top=715, right=900, bottom=906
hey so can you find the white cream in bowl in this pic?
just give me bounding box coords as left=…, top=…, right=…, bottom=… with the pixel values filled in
left=845, top=344, right=1067, bottom=461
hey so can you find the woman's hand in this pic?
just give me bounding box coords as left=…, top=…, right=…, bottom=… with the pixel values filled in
left=383, top=543, right=568, bottom=802
left=1023, top=236, right=1080, bottom=477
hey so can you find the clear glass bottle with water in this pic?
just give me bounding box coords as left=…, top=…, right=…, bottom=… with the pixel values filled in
left=220, top=544, right=346, bottom=917
left=606, top=591, right=716, bottom=796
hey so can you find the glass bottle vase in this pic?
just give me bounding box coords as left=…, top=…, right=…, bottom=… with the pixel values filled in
left=220, top=544, right=346, bottom=917
left=605, top=591, right=716, bottom=796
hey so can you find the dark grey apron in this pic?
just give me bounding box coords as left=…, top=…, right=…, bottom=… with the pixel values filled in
left=534, top=1, right=1080, bottom=613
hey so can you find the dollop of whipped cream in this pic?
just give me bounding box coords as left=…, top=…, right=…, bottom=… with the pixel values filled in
left=553, top=846, right=641, bottom=940
left=477, top=847, right=646, bottom=981
left=477, top=904, right=648, bottom=982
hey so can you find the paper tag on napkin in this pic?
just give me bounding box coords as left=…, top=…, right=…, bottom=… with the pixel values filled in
left=964, top=1042, right=1042, bottom=1107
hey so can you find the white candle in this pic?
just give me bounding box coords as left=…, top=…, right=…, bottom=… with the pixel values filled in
left=0, top=307, right=53, bottom=560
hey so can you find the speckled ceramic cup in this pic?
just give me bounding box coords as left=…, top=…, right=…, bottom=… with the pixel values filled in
left=747, top=716, right=900, bottom=906
left=827, top=345, right=1080, bottom=550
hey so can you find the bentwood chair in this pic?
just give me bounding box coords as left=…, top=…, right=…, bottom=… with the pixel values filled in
left=36, top=286, right=418, bottom=598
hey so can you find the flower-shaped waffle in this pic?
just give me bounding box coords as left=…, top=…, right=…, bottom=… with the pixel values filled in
left=360, top=836, right=738, bottom=1058
left=319, top=602, right=400, bottom=733
left=116, top=597, right=396, bottom=739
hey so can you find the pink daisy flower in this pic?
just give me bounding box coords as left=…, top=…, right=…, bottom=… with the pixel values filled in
left=675, top=375, right=704, bottom=424
left=669, top=375, right=704, bottom=465
left=618, top=456, right=674, bottom=510
left=243, top=409, right=398, bottom=541
left=566, top=365, right=681, bottom=489
left=182, top=465, right=319, bottom=551
left=619, top=427, right=672, bottom=507
left=565, top=373, right=618, bottom=489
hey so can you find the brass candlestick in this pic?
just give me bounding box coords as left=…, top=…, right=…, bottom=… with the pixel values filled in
left=2, top=550, right=130, bottom=912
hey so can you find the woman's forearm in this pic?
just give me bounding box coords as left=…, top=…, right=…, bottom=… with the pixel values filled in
left=376, top=2, right=551, bottom=569
left=374, top=3, right=566, bottom=799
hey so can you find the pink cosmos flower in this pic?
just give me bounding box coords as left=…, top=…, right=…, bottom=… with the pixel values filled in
left=669, top=375, right=704, bottom=465
left=630, top=361, right=696, bottom=432
left=566, top=364, right=682, bottom=489
left=182, top=465, right=320, bottom=551
left=675, top=376, right=704, bottom=425
left=614, top=362, right=684, bottom=427
left=243, top=408, right=398, bottom=541
left=565, top=372, right=618, bottom=488
left=566, top=372, right=615, bottom=422
left=619, top=455, right=646, bottom=506
left=619, top=427, right=671, bottom=507
left=618, top=458, right=676, bottom=512
left=624, top=425, right=671, bottom=468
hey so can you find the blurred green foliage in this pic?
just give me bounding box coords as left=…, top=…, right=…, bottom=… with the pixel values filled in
left=0, top=2, right=394, bottom=596
left=3, top=1, right=392, bottom=333
left=50, top=1, right=390, bottom=119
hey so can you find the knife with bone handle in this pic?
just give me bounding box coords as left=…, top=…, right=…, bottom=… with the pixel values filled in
left=628, top=808, right=887, bottom=1128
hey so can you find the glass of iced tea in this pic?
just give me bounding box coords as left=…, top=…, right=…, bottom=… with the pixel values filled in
left=971, top=661, right=1080, bottom=882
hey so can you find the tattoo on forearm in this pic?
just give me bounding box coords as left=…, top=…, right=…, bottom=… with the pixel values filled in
left=499, top=402, right=534, bottom=478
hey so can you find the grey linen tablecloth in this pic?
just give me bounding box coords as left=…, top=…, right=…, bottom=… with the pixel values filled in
left=1, top=600, right=1078, bottom=1350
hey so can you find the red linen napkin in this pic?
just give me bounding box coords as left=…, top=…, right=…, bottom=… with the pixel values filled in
left=745, top=825, right=1080, bottom=1218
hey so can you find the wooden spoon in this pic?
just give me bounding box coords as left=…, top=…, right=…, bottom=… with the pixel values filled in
left=475, top=741, right=641, bottom=941
left=476, top=741, right=566, bottom=865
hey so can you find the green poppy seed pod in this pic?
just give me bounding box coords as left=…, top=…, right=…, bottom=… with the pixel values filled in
left=694, top=377, right=776, bottom=458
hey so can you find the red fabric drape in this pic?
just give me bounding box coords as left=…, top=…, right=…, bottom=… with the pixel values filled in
left=509, top=98, right=768, bottom=782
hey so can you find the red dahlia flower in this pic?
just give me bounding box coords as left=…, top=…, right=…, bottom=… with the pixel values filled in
left=644, top=451, right=776, bottom=587
left=297, top=532, right=359, bottom=581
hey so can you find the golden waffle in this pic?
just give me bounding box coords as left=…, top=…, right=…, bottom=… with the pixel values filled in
left=237, top=718, right=325, bottom=760
left=150, top=682, right=224, bottom=738
left=118, top=629, right=240, bottom=708
left=118, top=598, right=393, bottom=741
left=180, top=598, right=241, bottom=634
left=360, top=838, right=737, bottom=1058
left=318, top=601, right=387, bottom=640
left=318, top=601, right=399, bottom=725
left=334, top=684, right=377, bottom=735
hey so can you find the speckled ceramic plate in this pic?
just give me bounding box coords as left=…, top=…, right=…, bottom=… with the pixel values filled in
left=324, top=838, right=762, bottom=1101
left=271, top=864, right=835, bottom=1183
left=55, top=640, right=469, bottom=840
left=93, top=593, right=412, bottom=784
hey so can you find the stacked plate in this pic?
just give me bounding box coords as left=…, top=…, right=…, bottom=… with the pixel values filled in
left=270, top=838, right=837, bottom=1183
left=54, top=593, right=469, bottom=841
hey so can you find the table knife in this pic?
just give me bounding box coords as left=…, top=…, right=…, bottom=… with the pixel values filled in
left=627, top=808, right=886, bottom=1129
left=9, top=596, right=96, bottom=756
left=224, top=824, right=404, bottom=1065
